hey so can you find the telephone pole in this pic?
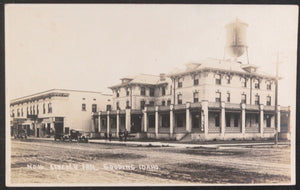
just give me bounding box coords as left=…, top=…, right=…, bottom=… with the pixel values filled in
left=274, top=53, right=279, bottom=145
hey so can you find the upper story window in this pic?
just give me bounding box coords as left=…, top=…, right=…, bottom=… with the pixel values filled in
left=254, top=79, right=260, bottom=89
left=177, top=94, right=182, bottom=104
left=21, top=108, right=23, bottom=116
left=82, top=103, right=86, bottom=111
left=126, top=100, right=130, bottom=108
left=167, top=100, right=171, bottom=106
left=33, top=106, right=35, bottom=115
left=149, top=101, right=155, bottom=106
left=17, top=109, right=20, bottom=117
left=215, top=74, right=221, bottom=85
left=43, top=104, right=45, bottom=114
left=116, top=90, right=120, bottom=97
left=241, top=77, right=247, bottom=87
left=266, top=96, right=271, bottom=106
left=106, top=105, right=112, bottom=111
left=149, top=88, right=155, bottom=97
left=30, top=106, right=32, bottom=115
left=194, top=75, right=199, bottom=86
left=48, top=103, right=52, bottom=113
left=11, top=109, right=14, bottom=117
left=227, top=92, right=230, bottom=103
left=226, top=75, right=231, bottom=84
left=116, top=102, right=120, bottom=110
left=140, top=87, right=146, bottom=96
left=193, top=92, right=199, bottom=103
left=241, top=94, right=246, bottom=104
left=140, top=100, right=145, bottom=109
left=255, top=95, right=260, bottom=105
left=161, top=100, right=166, bottom=106
left=178, top=78, right=183, bottom=88
left=36, top=106, right=39, bottom=115
left=162, top=87, right=166, bottom=96
left=266, top=82, right=272, bottom=90
left=27, top=107, right=29, bottom=115
left=215, top=92, right=221, bottom=102
left=92, top=104, right=97, bottom=113
left=126, top=88, right=130, bottom=96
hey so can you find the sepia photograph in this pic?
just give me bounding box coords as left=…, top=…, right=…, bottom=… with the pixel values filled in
left=5, top=4, right=298, bottom=186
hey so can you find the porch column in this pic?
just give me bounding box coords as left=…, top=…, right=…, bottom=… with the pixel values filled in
left=241, top=103, right=246, bottom=135
left=277, top=105, right=281, bottom=133
left=125, top=108, right=131, bottom=132
left=91, top=115, right=95, bottom=132
left=116, top=110, right=120, bottom=137
left=260, top=104, right=264, bottom=138
left=221, top=101, right=225, bottom=137
left=143, top=107, right=148, bottom=132
left=186, top=102, right=191, bottom=132
left=170, top=105, right=174, bottom=136
left=155, top=106, right=159, bottom=137
left=201, top=100, right=209, bottom=136
left=107, top=111, right=110, bottom=135
left=98, top=112, right=101, bottom=133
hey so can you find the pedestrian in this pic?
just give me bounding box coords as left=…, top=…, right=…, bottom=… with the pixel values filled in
left=124, top=129, right=128, bottom=142
left=119, top=130, right=123, bottom=141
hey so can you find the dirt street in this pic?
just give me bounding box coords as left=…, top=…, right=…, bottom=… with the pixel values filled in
left=9, top=139, right=291, bottom=185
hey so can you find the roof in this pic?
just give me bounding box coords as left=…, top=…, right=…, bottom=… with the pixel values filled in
left=168, top=58, right=276, bottom=79
left=109, top=74, right=168, bottom=89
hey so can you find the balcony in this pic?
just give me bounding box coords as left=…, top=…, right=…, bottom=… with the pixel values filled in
left=158, top=105, right=170, bottom=112
left=245, top=104, right=259, bottom=110
left=174, top=104, right=186, bottom=110
left=264, top=105, right=275, bottom=111
left=225, top=103, right=241, bottom=110
left=190, top=102, right=202, bottom=109
left=208, top=102, right=221, bottom=109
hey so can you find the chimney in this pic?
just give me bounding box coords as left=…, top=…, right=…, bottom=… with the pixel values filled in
left=159, top=73, right=166, bottom=81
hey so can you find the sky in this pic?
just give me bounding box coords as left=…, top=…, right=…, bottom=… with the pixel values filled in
left=5, top=4, right=298, bottom=108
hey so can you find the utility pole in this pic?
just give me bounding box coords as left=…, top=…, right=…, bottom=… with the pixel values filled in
left=274, top=53, right=279, bottom=145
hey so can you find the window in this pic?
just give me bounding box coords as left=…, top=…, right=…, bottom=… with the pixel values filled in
left=82, top=103, right=86, bottom=111
left=215, top=113, right=220, bottom=127
left=215, top=92, right=221, bottom=102
left=215, top=74, right=221, bottom=85
left=116, top=90, right=120, bottom=97
left=266, top=115, right=271, bottom=127
left=178, top=78, right=183, bottom=88
left=27, top=107, right=29, bottom=115
left=162, top=87, right=166, bottom=96
left=106, top=105, right=112, bottom=111
left=17, top=109, right=20, bottom=117
left=48, top=103, right=52, bottom=113
left=234, top=114, right=239, bottom=127
left=255, top=95, right=260, bottom=105
left=37, top=106, right=39, bottom=115
left=267, top=82, right=272, bottom=90
left=255, top=114, right=259, bottom=123
left=149, top=101, right=155, bottom=106
left=241, top=94, right=246, bottom=104
left=241, top=77, right=247, bottom=87
left=161, top=100, right=166, bottom=106
left=30, top=106, right=32, bottom=115
left=177, top=94, right=182, bottom=104
left=167, top=100, right=171, bottom=106
left=227, top=75, right=231, bottom=84
left=11, top=109, right=14, bottom=117
left=21, top=108, right=23, bottom=116
left=33, top=106, right=35, bottom=115
left=126, top=101, right=130, bottom=108
left=43, top=104, right=45, bottom=114
left=254, top=79, right=260, bottom=89
left=65, top=127, right=70, bottom=134
left=92, top=104, right=97, bottom=112
left=140, top=101, right=145, bottom=109
left=140, top=87, right=146, bottom=96
left=194, top=75, right=199, bottom=86
left=150, top=88, right=155, bottom=97
left=116, top=102, right=120, bottom=110
left=226, top=114, right=231, bottom=127
left=266, top=96, right=271, bottom=106
left=227, top=93, right=230, bottom=102
left=193, top=92, right=199, bottom=103
left=126, top=88, right=130, bottom=96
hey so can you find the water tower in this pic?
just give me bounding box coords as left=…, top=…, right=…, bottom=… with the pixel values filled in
left=225, top=19, right=249, bottom=62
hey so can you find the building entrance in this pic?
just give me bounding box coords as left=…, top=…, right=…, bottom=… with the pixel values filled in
left=131, top=115, right=142, bottom=133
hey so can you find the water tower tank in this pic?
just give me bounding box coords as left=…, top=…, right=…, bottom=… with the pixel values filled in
left=225, top=19, right=248, bottom=58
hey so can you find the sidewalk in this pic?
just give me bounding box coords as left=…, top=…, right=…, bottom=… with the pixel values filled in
left=88, top=139, right=290, bottom=148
